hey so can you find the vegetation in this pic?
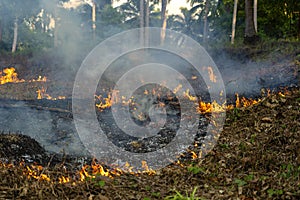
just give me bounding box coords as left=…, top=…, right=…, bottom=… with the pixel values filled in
left=0, top=0, right=299, bottom=54
left=0, top=1, right=299, bottom=199
left=0, top=88, right=299, bottom=199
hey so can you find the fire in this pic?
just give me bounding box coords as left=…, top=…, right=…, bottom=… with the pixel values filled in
left=173, top=84, right=182, bottom=94
left=36, top=86, right=66, bottom=100
left=183, top=89, right=198, bottom=101
left=95, top=93, right=114, bottom=110
left=93, top=85, right=262, bottom=115
left=235, top=93, right=260, bottom=108
left=0, top=67, right=47, bottom=85
left=141, top=161, right=156, bottom=175
left=1, top=159, right=156, bottom=184
left=0, top=67, right=65, bottom=100
left=203, top=66, right=217, bottom=83
left=24, top=164, right=51, bottom=182
left=0, top=67, right=25, bottom=84
left=59, top=176, right=70, bottom=183
left=29, top=75, right=47, bottom=82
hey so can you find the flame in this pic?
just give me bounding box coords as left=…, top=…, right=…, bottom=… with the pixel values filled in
left=191, top=75, right=197, bottom=80
left=0, top=67, right=25, bottom=84
left=204, top=66, right=217, bottom=83
left=25, top=165, right=51, bottom=182
left=29, top=75, right=47, bottom=82
left=173, top=84, right=182, bottom=94
left=93, top=86, right=260, bottom=114
left=183, top=89, right=197, bottom=101
left=141, top=161, right=156, bottom=175
left=0, top=67, right=47, bottom=85
left=188, top=150, right=198, bottom=160
left=235, top=93, right=260, bottom=108
left=0, top=67, right=64, bottom=100
left=59, top=176, right=70, bottom=183
left=36, top=86, right=66, bottom=100
left=95, top=90, right=121, bottom=110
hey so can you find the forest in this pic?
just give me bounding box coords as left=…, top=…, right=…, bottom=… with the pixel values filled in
left=0, top=0, right=299, bottom=54
left=0, top=0, right=300, bottom=199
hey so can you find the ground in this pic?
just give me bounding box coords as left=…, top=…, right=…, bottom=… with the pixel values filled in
left=0, top=88, right=299, bottom=200
left=0, top=42, right=300, bottom=199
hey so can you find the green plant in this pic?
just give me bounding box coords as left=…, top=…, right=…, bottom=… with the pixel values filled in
left=151, top=192, right=160, bottom=198
left=187, top=166, right=205, bottom=175
left=234, top=179, right=247, bottom=187
left=97, top=180, right=106, bottom=187
left=219, top=143, right=230, bottom=149
left=280, top=163, right=300, bottom=179
left=230, top=108, right=241, bottom=121
left=250, top=134, right=256, bottom=144
left=165, top=187, right=204, bottom=200
left=267, top=188, right=283, bottom=197
left=244, top=174, right=254, bottom=182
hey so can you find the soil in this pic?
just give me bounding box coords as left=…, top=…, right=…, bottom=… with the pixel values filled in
left=0, top=88, right=299, bottom=200
left=0, top=43, right=299, bottom=199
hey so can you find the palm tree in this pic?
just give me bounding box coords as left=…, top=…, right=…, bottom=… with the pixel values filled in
left=160, top=0, right=171, bottom=44
left=168, top=7, right=199, bottom=39
left=117, top=0, right=159, bottom=28
left=244, top=0, right=258, bottom=44
left=231, top=0, right=238, bottom=44
left=186, top=0, right=211, bottom=42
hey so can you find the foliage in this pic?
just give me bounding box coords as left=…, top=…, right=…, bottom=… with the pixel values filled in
left=0, top=0, right=300, bottom=53
left=165, top=187, right=203, bottom=200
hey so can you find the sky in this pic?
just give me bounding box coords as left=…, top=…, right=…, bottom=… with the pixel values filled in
left=63, top=0, right=190, bottom=15
left=162, top=0, right=191, bottom=14
left=113, top=0, right=191, bottom=15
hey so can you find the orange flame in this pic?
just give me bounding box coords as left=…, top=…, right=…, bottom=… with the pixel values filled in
left=25, top=165, right=51, bottom=182
left=0, top=67, right=25, bottom=84
left=36, top=86, right=66, bottom=100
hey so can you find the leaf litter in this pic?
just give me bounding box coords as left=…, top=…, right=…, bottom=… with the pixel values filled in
left=0, top=88, right=299, bottom=199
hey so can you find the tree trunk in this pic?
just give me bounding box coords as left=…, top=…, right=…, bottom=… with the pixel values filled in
left=231, top=0, right=238, bottom=44
left=0, top=19, right=2, bottom=42
left=203, top=0, right=210, bottom=43
left=54, top=6, right=59, bottom=47
left=160, top=0, right=167, bottom=45
left=145, top=0, right=149, bottom=27
left=12, top=17, right=18, bottom=53
left=92, top=2, right=96, bottom=40
left=145, top=0, right=150, bottom=46
left=244, top=0, right=258, bottom=44
left=253, top=0, right=257, bottom=32
left=139, top=0, right=145, bottom=45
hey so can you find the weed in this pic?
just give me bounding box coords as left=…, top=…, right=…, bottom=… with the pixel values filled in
left=165, top=187, right=204, bottom=200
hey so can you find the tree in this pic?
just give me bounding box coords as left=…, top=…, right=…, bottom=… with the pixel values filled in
left=253, top=0, right=257, bottom=32
left=231, top=0, right=238, bottom=44
left=203, top=0, right=210, bottom=43
left=244, top=0, right=258, bottom=44
left=8, top=0, right=40, bottom=52
left=160, top=0, right=168, bottom=44
left=168, top=7, right=199, bottom=39
left=186, top=0, right=211, bottom=42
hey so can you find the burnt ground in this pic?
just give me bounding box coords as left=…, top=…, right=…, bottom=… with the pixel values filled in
left=0, top=43, right=299, bottom=199
left=0, top=88, right=299, bottom=199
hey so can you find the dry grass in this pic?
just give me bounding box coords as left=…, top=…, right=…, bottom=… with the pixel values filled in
left=0, top=88, right=300, bottom=200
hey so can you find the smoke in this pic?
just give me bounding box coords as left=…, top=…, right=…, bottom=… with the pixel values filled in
left=212, top=51, right=299, bottom=100
left=0, top=100, right=87, bottom=155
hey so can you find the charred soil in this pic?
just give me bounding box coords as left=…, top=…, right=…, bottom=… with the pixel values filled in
left=0, top=88, right=299, bottom=199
